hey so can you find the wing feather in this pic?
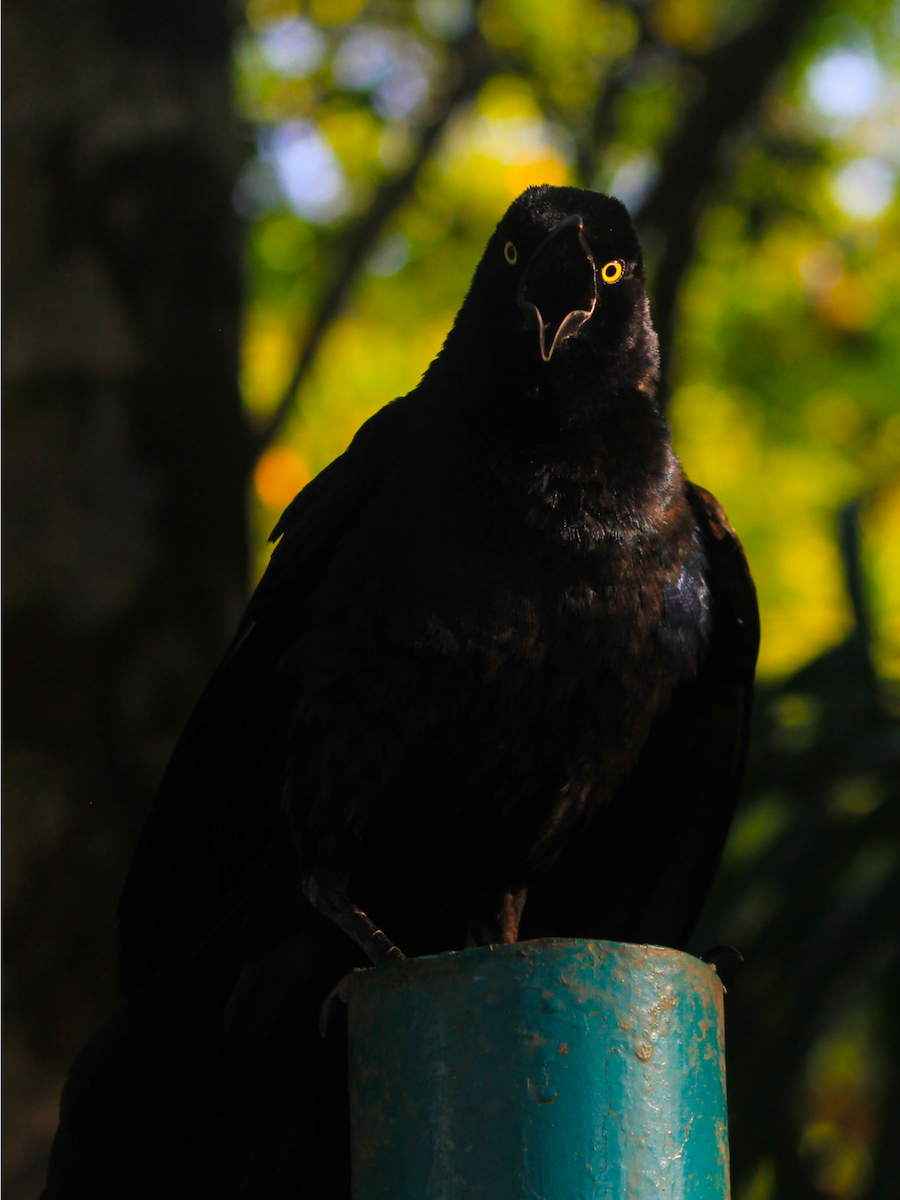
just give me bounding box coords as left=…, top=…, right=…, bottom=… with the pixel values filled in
left=117, top=396, right=420, bottom=997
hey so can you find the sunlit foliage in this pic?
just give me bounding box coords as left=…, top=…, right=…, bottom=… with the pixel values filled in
left=235, top=0, right=899, bottom=684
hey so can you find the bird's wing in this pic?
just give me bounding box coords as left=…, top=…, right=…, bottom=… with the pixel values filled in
left=521, top=481, right=759, bottom=950
left=117, top=394, right=422, bottom=998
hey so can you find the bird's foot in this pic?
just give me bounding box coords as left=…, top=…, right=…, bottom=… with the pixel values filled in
left=303, top=875, right=406, bottom=966
left=470, top=887, right=528, bottom=947
left=701, top=944, right=744, bottom=993
left=318, top=967, right=367, bottom=1038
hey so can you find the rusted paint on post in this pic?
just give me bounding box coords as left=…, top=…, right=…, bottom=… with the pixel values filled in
left=347, top=938, right=729, bottom=1199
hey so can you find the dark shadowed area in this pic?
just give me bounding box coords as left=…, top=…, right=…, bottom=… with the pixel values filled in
left=4, top=0, right=898, bottom=1197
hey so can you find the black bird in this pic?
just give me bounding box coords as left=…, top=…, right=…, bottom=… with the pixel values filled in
left=45, top=185, right=758, bottom=1199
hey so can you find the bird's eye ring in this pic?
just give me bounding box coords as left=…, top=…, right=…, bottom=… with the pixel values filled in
left=601, top=260, right=625, bottom=284
left=503, top=241, right=518, bottom=265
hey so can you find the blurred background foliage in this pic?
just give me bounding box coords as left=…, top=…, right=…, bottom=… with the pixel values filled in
left=233, top=1, right=899, bottom=1196
left=4, top=0, right=898, bottom=1196
left=237, top=0, right=900, bottom=682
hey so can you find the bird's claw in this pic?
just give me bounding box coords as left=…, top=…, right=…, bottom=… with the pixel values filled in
left=303, top=875, right=406, bottom=966
left=318, top=967, right=368, bottom=1038
left=701, top=944, right=744, bottom=993
left=701, top=943, right=744, bottom=967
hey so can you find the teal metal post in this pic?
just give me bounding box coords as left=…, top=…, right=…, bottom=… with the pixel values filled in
left=347, top=937, right=729, bottom=1199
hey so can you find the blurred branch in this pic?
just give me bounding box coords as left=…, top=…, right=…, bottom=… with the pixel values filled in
left=840, top=499, right=872, bottom=648
left=251, top=10, right=497, bottom=461
left=572, top=2, right=659, bottom=186
left=635, top=0, right=825, bottom=401
left=864, top=951, right=900, bottom=1198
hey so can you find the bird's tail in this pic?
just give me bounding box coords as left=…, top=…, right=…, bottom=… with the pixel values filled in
left=44, top=904, right=359, bottom=1200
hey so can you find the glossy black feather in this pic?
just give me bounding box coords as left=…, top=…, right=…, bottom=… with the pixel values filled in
left=46, top=185, right=758, bottom=1199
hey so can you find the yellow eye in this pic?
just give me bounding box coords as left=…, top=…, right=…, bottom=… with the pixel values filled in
left=504, top=241, right=518, bottom=265
left=601, top=260, right=624, bottom=284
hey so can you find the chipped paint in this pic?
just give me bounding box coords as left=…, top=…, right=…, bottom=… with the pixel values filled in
left=348, top=938, right=729, bottom=1199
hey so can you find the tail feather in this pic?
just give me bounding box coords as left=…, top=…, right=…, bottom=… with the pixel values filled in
left=45, top=910, right=358, bottom=1200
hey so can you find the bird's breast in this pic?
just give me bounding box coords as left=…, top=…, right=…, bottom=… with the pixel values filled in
left=410, top=499, right=711, bottom=727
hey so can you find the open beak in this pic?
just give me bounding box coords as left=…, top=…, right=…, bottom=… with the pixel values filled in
left=517, top=215, right=598, bottom=362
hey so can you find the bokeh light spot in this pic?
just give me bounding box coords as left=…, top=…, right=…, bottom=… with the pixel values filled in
left=609, top=155, right=658, bottom=213
left=333, top=25, right=433, bottom=120
left=255, top=446, right=311, bottom=512
left=415, top=0, right=473, bottom=39
left=258, top=17, right=326, bottom=77
left=260, top=121, right=350, bottom=223
left=806, top=50, right=884, bottom=118
left=831, top=158, right=897, bottom=222
left=366, top=231, right=411, bottom=277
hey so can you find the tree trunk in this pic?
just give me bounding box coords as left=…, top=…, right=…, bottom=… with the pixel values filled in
left=2, top=2, right=249, bottom=1192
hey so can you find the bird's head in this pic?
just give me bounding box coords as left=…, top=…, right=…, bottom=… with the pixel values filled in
left=442, top=185, right=659, bottom=411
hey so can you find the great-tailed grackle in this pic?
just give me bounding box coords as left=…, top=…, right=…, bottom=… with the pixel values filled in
left=45, top=185, right=758, bottom=1199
